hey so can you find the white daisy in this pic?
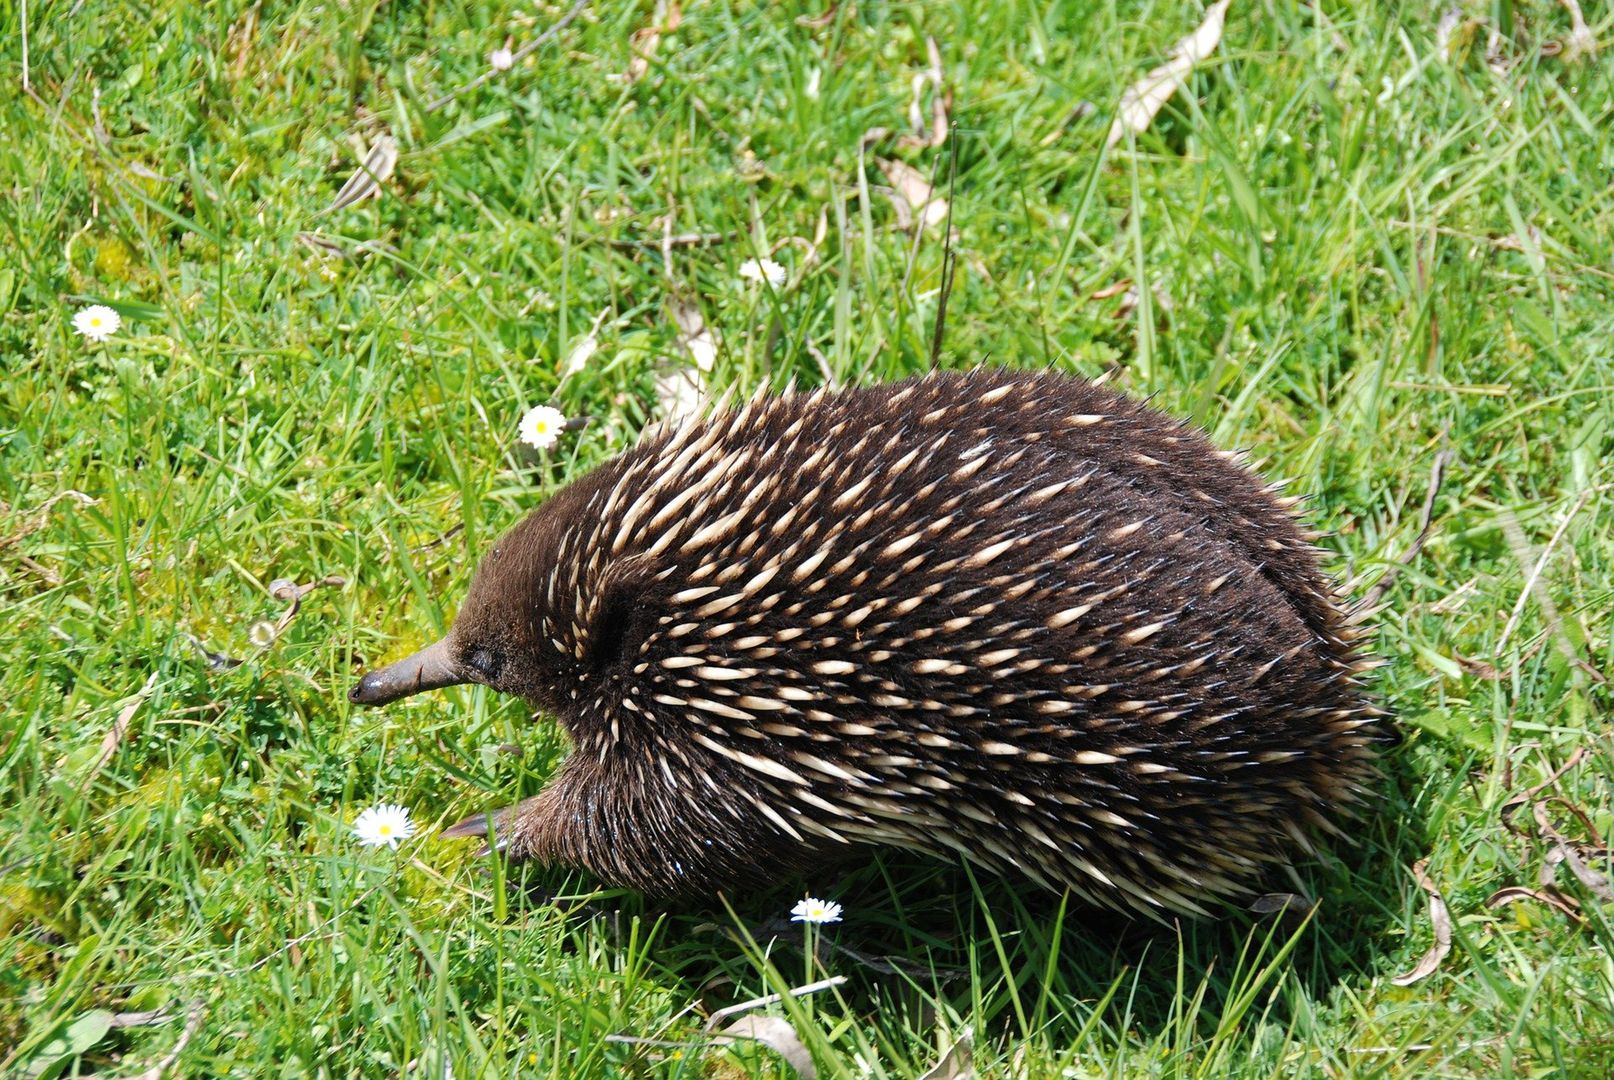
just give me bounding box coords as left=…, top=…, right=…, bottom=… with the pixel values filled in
left=739, top=257, right=787, bottom=287
left=353, top=803, right=417, bottom=849
left=518, top=404, right=567, bottom=450
left=790, top=896, right=843, bottom=924
left=489, top=47, right=514, bottom=72
left=248, top=620, right=278, bottom=648
left=72, top=304, right=122, bottom=342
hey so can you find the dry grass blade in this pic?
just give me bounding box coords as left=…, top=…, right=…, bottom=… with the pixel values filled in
left=1392, top=859, right=1452, bottom=986
left=898, top=36, right=948, bottom=149
left=122, top=1000, right=206, bottom=1080
left=1364, top=447, right=1451, bottom=608
left=601, top=230, right=732, bottom=250
left=1106, top=0, right=1231, bottom=149
left=717, top=1015, right=815, bottom=1079
left=426, top=0, right=590, bottom=111
left=109, top=1008, right=179, bottom=1028
left=78, top=671, right=160, bottom=792
left=1495, top=486, right=1607, bottom=656
left=1453, top=651, right=1502, bottom=680
left=1500, top=747, right=1587, bottom=828
left=316, top=134, right=397, bottom=218
left=703, top=975, right=846, bottom=1031
left=917, top=1035, right=974, bottom=1080
left=0, top=489, right=96, bottom=550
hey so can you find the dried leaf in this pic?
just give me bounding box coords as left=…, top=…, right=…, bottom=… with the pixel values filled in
left=917, top=1035, right=974, bottom=1080
left=1534, top=804, right=1614, bottom=902
left=295, top=231, right=350, bottom=258
left=317, top=134, right=397, bottom=217
left=1113, top=283, right=1177, bottom=321
left=1392, top=859, right=1452, bottom=986
left=1485, top=885, right=1585, bottom=925
left=670, top=298, right=718, bottom=373
left=653, top=367, right=706, bottom=426
left=878, top=158, right=947, bottom=229
left=625, top=1, right=681, bottom=83
left=898, top=37, right=948, bottom=149
left=1542, top=839, right=1607, bottom=904
left=1499, top=748, right=1587, bottom=830
left=1453, top=652, right=1502, bottom=680
left=562, top=309, right=611, bottom=379
left=796, top=4, right=845, bottom=29
left=859, top=126, right=892, bottom=149
left=718, top=1015, right=815, bottom=1079
left=1248, top=892, right=1313, bottom=916
left=126, top=161, right=177, bottom=183
left=1106, top=0, right=1231, bottom=149
left=1089, top=279, right=1132, bottom=301
left=268, top=574, right=347, bottom=637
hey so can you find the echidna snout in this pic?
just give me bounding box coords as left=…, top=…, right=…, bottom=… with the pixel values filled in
left=352, top=370, right=1384, bottom=916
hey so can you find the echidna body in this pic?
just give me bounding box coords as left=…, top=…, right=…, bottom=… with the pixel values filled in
left=351, top=370, right=1383, bottom=916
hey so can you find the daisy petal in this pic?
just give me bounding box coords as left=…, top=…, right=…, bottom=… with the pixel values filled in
left=353, top=803, right=418, bottom=849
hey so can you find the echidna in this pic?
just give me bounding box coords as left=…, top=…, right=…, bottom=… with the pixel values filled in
left=350, top=369, right=1383, bottom=916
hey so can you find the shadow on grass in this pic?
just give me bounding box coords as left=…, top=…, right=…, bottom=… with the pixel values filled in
left=479, top=740, right=1427, bottom=1058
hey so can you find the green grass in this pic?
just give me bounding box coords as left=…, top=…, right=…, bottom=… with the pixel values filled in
left=4, top=0, right=1614, bottom=1075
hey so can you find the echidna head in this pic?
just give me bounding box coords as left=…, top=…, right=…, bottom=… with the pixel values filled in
left=348, top=463, right=621, bottom=713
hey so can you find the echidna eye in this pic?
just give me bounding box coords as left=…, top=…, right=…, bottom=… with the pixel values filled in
left=465, top=647, right=503, bottom=681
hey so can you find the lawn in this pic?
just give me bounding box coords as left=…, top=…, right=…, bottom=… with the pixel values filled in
left=3, top=0, right=1613, bottom=1075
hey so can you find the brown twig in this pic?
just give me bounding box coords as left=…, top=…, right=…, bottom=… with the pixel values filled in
left=409, top=522, right=465, bottom=554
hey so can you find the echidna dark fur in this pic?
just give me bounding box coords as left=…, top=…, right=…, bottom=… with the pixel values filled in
left=350, top=369, right=1385, bottom=917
